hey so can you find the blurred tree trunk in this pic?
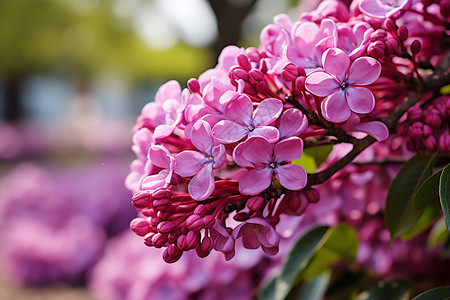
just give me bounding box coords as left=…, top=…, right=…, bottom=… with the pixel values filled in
left=208, top=0, right=258, bottom=59
left=3, top=74, right=25, bottom=122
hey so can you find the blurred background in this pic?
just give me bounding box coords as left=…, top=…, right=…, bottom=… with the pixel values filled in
left=0, top=0, right=305, bottom=299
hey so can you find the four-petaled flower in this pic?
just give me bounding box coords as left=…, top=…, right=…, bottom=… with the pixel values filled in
left=305, top=48, right=381, bottom=123
left=175, top=120, right=226, bottom=200
left=237, top=136, right=307, bottom=195
left=212, top=96, right=283, bottom=144
left=232, top=217, right=280, bottom=255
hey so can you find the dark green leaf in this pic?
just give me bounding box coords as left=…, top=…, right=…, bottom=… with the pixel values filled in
left=385, top=154, right=436, bottom=239
left=402, top=197, right=442, bottom=240
left=294, top=271, right=331, bottom=300
left=303, top=144, right=333, bottom=168
left=413, top=169, right=442, bottom=210
left=440, top=163, right=450, bottom=233
left=412, top=286, right=450, bottom=300
left=357, top=279, right=410, bottom=300
left=259, top=226, right=329, bottom=300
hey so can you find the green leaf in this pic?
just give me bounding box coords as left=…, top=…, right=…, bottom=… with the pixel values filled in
left=357, top=279, right=410, bottom=300
left=440, top=84, right=450, bottom=95
left=259, top=226, right=329, bottom=300
left=293, top=153, right=317, bottom=174
left=413, top=169, right=442, bottom=210
left=294, top=271, right=331, bottom=300
left=427, top=217, right=449, bottom=249
left=402, top=197, right=442, bottom=240
left=385, top=154, right=436, bottom=239
left=295, top=224, right=359, bottom=281
left=440, top=163, right=450, bottom=233
left=303, top=144, right=333, bottom=168
left=412, top=286, right=450, bottom=300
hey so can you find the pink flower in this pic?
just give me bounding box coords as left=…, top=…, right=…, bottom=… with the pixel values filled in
left=212, top=96, right=283, bottom=144
left=305, top=48, right=381, bottom=123
left=359, top=0, right=413, bottom=19
left=154, top=88, right=189, bottom=140
left=175, top=120, right=226, bottom=200
left=232, top=217, right=280, bottom=255
left=278, top=108, right=308, bottom=140
left=141, top=145, right=175, bottom=190
left=237, top=136, right=307, bottom=195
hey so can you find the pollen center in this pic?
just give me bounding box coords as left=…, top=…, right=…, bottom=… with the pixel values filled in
left=340, top=82, right=348, bottom=89
left=269, top=162, right=277, bottom=169
left=247, top=125, right=254, bottom=131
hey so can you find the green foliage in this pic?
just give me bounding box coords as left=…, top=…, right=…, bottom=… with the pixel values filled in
left=385, top=154, right=436, bottom=239
left=303, top=144, right=334, bottom=168
left=427, top=217, right=449, bottom=249
left=413, top=169, right=442, bottom=210
left=356, top=279, right=411, bottom=300
left=293, top=153, right=317, bottom=174
left=440, top=163, right=450, bottom=233
left=291, top=271, right=331, bottom=300
left=411, top=286, right=450, bottom=300
left=259, top=225, right=358, bottom=300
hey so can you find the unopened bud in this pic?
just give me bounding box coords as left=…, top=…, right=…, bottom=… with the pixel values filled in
left=143, top=232, right=155, bottom=247
left=281, top=63, right=299, bottom=82
left=246, top=47, right=261, bottom=62
left=168, top=229, right=181, bottom=244
left=425, top=110, right=442, bottom=129
left=152, top=198, right=171, bottom=211
left=249, top=69, right=264, bottom=83
left=410, top=40, right=421, bottom=55
left=187, top=78, right=201, bottom=94
left=409, top=122, right=424, bottom=138
left=295, top=76, right=307, bottom=93
left=284, top=191, right=308, bottom=216
left=186, top=231, right=200, bottom=250
left=305, top=188, right=320, bottom=204
left=237, top=53, right=251, bottom=70
left=247, top=196, right=264, bottom=211
left=152, top=188, right=172, bottom=200
left=131, top=190, right=151, bottom=209
left=385, top=37, right=400, bottom=53
left=163, top=245, right=183, bottom=263
left=233, top=212, right=250, bottom=221
left=186, top=214, right=204, bottom=231
left=177, top=234, right=187, bottom=250
left=297, top=66, right=306, bottom=77
left=407, top=106, right=423, bottom=122
left=202, top=215, right=215, bottom=229
left=368, top=41, right=386, bottom=58
left=152, top=233, right=168, bottom=248
left=384, top=18, right=397, bottom=33
left=371, top=29, right=387, bottom=41
left=196, top=236, right=213, bottom=258
left=397, top=26, right=409, bottom=41
left=438, top=133, right=450, bottom=152
left=424, top=135, right=437, bottom=151
left=157, top=221, right=176, bottom=235
left=130, top=218, right=150, bottom=236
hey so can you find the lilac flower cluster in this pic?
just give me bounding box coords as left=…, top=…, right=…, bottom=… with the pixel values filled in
left=127, top=0, right=450, bottom=263
left=0, top=160, right=135, bottom=285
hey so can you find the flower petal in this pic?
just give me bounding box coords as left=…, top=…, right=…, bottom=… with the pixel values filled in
left=241, top=136, right=272, bottom=164
left=274, top=137, right=303, bottom=163
left=359, top=0, right=393, bottom=18
left=141, top=170, right=168, bottom=190
left=250, top=126, right=280, bottom=143
left=212, top=120, right=248, bottom=144
left=239, top=168, right=273, bottom=195
left=233, top=142, right=254, bottom=168
left=278, top=108, right=308, bottom=139
left=322, top=48, right=350, bottom=82
left=149, top=145, right=172, bottom=169
left=346, top=86, right=375, bottom=114
left=191, top=120, right=214, bottom=155
left=212, top=144, right=227, bottom=169
left=188, top=163, right=215, bottom=201
left=346, top=57, right=381, bottom=85
left=223, top=94, right=253, bottom=126
left=175, top=150, right=205, bottom=177
left=305, top=72, right=339, bottom=97
left=352, top=121, right=389, bottom=141
left=321, top=90, right=351, bottom=122
left=252, top=98, right=283, bottom=126
left=155, top=80, right=181, bottom=104
left=276, top=164, right=307, bottom=191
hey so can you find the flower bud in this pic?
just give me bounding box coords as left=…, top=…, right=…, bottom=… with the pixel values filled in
left=422, top=124, right=433, bottom=137
left=157, top=210, right=171, bottom=220
left=130, top=218, right=150, bottom=236
left=247, top=196, right=264, bottom=211
left=259, top=59, right=268, bottom=73
left=168, top=229, right=181, bottom=244
left=141, top=207, right=155, bottom=217
left=424, top=135, right=437, bottom=151
left=297, top=66, right=306, bottom=77
left=305, top=188, right=320, bottom=204
left=368, top=41, right=385, bottom=58
left=385, top=37, right=400, bottom=53
left=384, top=18, right=397, bottom=33
left=397, top=26, right=408, bottom=41
left=441, top=0, right=450, bottom=18
left=143, top=232, right=155, bottom=247
left=295, top=76, right=307, bottom=93
left=163, top=245, right=183, bottom=263
left=196, top=236, right=213, bottom=258
left=202, top=215, right=215, bottom=229
left=193, top=204, right=208, bottom=217
left=249, top=69, right=264, bottom=83
left=407, top=106, right=423, bottom=122
left=425, top=110, right=442, bottom=129
left=438, top=133, right=450, bottom=152
left=234, top=212, right=250, bottom=221
left=409, top=122, right=423, bottom=138
left=187, top=78, right=201, bottom=94
left=186, top=214, right=204, bottom=231
left=371, top=29, right=387, bottom=41
left=152, top=188, right=172, bottom=200
left=243, top=82, right=257, bottom=95
left=186, top=231, right=200, bottom=250
left=149, top=215, right=161, bottom=226
left=177, top=234, right=187, bottom=250
left=157, top=221, right=176, bottom=235
left=246, top=47, right=261, bottom=62
left=152, top=233, right=168, bottom=248
left=410, top=40, right=421, bottom=55
left=152, top=198, right=171, bottom=211
left=232, top=67, right=249, bottom=81
left=281, top=63, right=299, bottom=82
left=237, top=53, right=251, bottom=70
left=131, top=190, right=151, bottom=208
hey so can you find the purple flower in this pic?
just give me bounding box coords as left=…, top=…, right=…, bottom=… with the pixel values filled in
left=305, top=48, right=381, bottom=123
left=359, top=0, right=413, bottom=19
left=212, top=96, right=283, bottom=144
left=175, top=120, right=226, bottom=200
left=141, top=145, right=175, bottom=191
left=232, top=217, right=280, bottom=256
left=237, top=137, right=307, bottom=195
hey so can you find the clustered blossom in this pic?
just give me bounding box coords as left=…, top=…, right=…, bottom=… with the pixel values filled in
left=127, top=0, right=450, bottom=262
